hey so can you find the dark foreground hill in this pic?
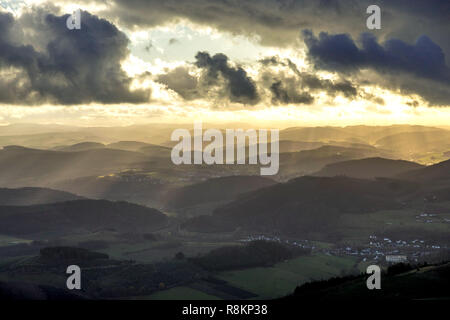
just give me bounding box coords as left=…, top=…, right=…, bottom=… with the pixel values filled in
left=314, top=157, right=424, bottom=179
left=0, top=281, right=86, bottom=300
left=0, top=187, right=84, bottom=206
left=398, top=158, right=450, bottom=182
left=0, top=199, right=168, bottom=238
left=183, top=176, right=418, bottom=238
left=0, top=246, right=205, bottom=299
left=285, top=261, right=450, bottom=301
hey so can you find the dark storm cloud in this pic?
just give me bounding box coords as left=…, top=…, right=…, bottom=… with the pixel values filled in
left=153, top=52, right=260, bottom=105
left=260, top=56, right=359, bottom=104
left=155, top=53, right=357, bottom=106
left=76, top=0, right=449, bottom=106
left=0, top=10, right=149, bottom=105
left=270, top=80, right=314, bottom=105
left=39, top=0, right=447, bottom=106
left=303, top=30, right=450, bottom=82
left=194, top=52, right=259, bottom=104
left=156, top=66, right=198, bottom=100
left=301, top=74, right=356, bottom=98
left=102, top=0, right=449, bottom=60
left=303, top=30, right=450, bottom=104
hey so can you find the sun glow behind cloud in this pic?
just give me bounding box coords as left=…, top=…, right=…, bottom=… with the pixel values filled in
left=2, top=94, right=450, bottom=127
left=0, top=1, right=448, bottom=126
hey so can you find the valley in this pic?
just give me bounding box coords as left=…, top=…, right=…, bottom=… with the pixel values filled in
left=0, top=123, right=449, bottom=300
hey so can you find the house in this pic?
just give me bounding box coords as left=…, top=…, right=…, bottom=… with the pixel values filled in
left=386, top=255, right=407, bottom=263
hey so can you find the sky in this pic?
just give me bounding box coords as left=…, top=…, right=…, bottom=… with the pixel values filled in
left=0, top=0, right=449, bottom=127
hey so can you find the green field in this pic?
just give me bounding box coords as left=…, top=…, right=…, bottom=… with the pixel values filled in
left=338, top=208, right=450, bottom=244
left=216, top=254, right=358, bottom=299
left=97, top=240, right=242, bottom=263
left=133, top=254, right=359, bottom=300
left=140, top=286, right=221, bottom=300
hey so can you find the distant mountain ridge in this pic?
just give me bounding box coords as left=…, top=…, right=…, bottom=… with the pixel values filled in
left=53, top=142, right=105, bottom=152
left=314, top=157, right=424, bottom=179
left=1, top=124, right=446, bottom=149
left=0, top=146, right=149, bottom=187
left=375, top=130, right=450, bottom=155
left=0, top=187, right=84, bottom=206
left=277, top=145, right=389, bottom=178
left=106, top=141, right=153, bottom=151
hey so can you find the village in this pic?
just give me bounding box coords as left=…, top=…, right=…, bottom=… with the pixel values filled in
left=240, top=234, right=448, bottom=265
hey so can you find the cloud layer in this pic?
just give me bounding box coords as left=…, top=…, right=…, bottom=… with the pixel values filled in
left=103, top=0, right=449, bottom=61
left=303, top=30, right=450, bottom=105
left=0, top=10, right=149, bottom=105
left=0, top=1, right=448, bottom=109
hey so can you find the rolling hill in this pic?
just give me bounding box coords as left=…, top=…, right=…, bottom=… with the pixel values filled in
left=286, top=261, right=450, bottom=301
left=314, top=157, right=424, bottom=179
left=341, top=125, right=446, bottom=144
left=164, top=175, right=276, bottom=209
left=138, top=144, right=172, bottom=157
left=375, top=131, right=450, bottom=156
left=52, top=174, right=172, bottom=208
left=398, top=159, right=450, bottom=182
left=0, top=281, right=86, bottom=300
left=107, top=141, right=152, bottom=151
left=0, top=187, right=84, bottom=206
left=0, top=132, right=106, bottom=149
left=0, top=123, right=78, bottom=136
left=277, top=145, right=389, bottom=178
left=0, top=146, right=149, bottom=187
left=280, top=127, right=365, bottom=143
left=183, top=176, right=418, bottom=237
left=0, top=199, right=168, bottom=238
left=106, top=141, right=171, bottom=158
left=52, top=142, right=105, bottom=152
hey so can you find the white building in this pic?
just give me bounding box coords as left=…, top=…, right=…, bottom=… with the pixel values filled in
left=386, top=255, right=408, bottom=263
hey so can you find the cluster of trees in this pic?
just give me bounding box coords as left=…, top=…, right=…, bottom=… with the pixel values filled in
left=89, top=261, right=204, bottom=298
left=289, top=260, right=450, bottom=301
left=0, top=200, right=168, bottom=238
left=39, top=247, right=109, bottom=262
left=191, top=240, right=310, bottom=271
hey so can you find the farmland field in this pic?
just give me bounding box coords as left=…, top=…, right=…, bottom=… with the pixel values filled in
left=139, top=286, right=221, bottom=300
left=216, top=254, right=359, bottom=299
